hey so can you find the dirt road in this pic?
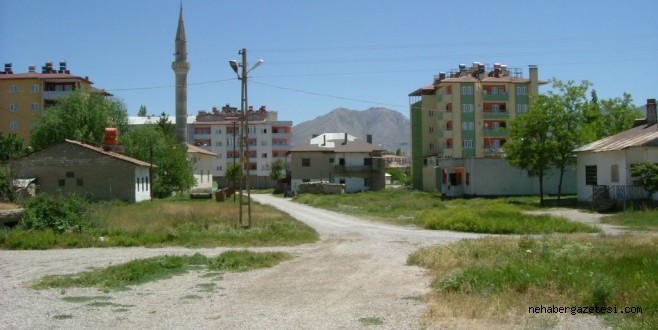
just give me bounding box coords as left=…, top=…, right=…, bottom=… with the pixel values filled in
left=0, top=195, right=482, bottom=330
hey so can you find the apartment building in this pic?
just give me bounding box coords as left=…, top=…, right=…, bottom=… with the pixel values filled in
left=188, top=104, right=292, bottom=188
left=290, top=133, right=385, bottom=193
left=0, top=62, right=97, bottom=145
left=409, top=62, right=559, bottom=195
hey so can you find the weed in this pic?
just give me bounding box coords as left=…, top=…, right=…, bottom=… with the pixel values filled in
left=31, top=251, right=293, bottom=290
left=359, top=316, right=384, bottom=326
left=53, top=314, right=73, bottom=320
left=409, top=235, right=658, bottom=329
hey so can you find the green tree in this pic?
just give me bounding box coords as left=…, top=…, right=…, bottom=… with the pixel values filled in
left=505, top=95, right=558, bottom=207
left=548, top=79, right=591, bottom=204
left=598, top=93, right=641, bottom=138
left=269, top=158, right=285, bottom=183
left=0, top=133, right=29, bottom=202
left=630, top=162, right=658, bottom=198
left=30, top=90, right=128, bottom=149
left=387, top=167, right=405, bottom=184
left=122, top=125, right=193, bottom=198
left=225, top=163, right=243, bottom=188
left=138, top=105, right=148, bottom=117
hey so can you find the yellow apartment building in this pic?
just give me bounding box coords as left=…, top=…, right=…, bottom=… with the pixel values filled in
left=409, top=62, right=548, bottom=192
left=0, top=62, right=96, bottom=145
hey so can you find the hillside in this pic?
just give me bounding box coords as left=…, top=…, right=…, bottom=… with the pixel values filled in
left=292, top=107, right=410, bottom=153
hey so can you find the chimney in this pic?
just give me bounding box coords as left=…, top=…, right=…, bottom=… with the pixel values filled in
left=647, top=99, right=657, bottom=126
left=342, top=133, right=348, bottom=145
left=366, top=134, right=372, bottom=144
left=4, top=63, right=13, bottom=74
left=529, top=65, right=539, bottom=96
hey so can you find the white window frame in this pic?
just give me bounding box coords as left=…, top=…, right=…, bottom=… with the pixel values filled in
left=31, top=84, right=40, bottom=92
left=9, top=85, right=18, bottom=93
left=31, top=103, right=39, bottom=111
left=516, top=86, right=528, bottom=95
left=9, top=103, right=17, bottom=112
left=463, top=140, right=473, bottom=148
left=461, top=86, right=473, bottom=95
left=9, top=122, right=18, bottom=131
left=516, top=104, right=529, bottom=113
left=461, top=104, right=474, bottom=113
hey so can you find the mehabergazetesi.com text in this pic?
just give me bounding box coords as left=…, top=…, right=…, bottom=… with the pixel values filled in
left=529, top=305, right=642, bottom=316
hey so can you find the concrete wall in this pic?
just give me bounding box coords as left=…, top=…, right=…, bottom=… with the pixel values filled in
left=15, top=142, right=148, bottom=202
left=439, top=158, right=576, bottom=197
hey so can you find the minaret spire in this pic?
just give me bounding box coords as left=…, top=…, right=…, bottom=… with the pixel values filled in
left=172, top=4, right=190, bottom=144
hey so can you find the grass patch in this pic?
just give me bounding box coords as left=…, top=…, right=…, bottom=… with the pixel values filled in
left=295, top=191, right=597, bottom=234
left=294, top=189, right=443, bottom=226
left=53, top=314, right=73, bottom=320
left=359, top=316, right=384, bottom=326
left=181, top=294, right=203, bottom=300
left=408, top=234, right=658, bottom=329
left=602, top=209, right=658, bottom=230
left=31, top=251, right=292, bottom=290
left=420, top=201, right=600, bottom=234
left=61, top=295, right=112, bottom=303
left=0, top=198, right=319, bottom=249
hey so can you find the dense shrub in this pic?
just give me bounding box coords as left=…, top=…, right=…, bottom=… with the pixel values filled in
left=19, top=194, right=90, bottom=233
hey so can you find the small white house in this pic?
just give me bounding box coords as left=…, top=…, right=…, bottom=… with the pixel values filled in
left=573, top=99, right=658, bottom=202
left=187, top=144, right=217, bottom=190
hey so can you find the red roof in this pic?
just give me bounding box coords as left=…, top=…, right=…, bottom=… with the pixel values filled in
left=64, top=139, right=153, bottom=167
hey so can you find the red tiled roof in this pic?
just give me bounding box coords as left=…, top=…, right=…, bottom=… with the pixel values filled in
left=64, top=139, right=153, bottom=167
left=0, top=72, right=92, bottom=83
left=186, top=143, right=217, bottom=156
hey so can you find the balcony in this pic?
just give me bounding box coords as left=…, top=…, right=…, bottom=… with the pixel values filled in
left=482, top=91, right=509, bottom=102
left=42, top=91, right=70, bottom=100
left=482, top=111, right=509, bottom=119
left=334, top=165, right=374, bottom=173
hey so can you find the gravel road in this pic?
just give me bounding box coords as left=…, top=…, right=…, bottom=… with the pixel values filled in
left=0, top=195, right=483, bottom=330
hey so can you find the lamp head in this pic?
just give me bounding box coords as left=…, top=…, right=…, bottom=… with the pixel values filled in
left=249, top=59, right=264, bottom=72
left=229, top=60, right=239, bottom=74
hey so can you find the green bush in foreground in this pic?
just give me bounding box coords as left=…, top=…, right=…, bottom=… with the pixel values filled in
left=409, top=235, right=658, bottom=329
left=420, top=202, right=599, bottom=234
left=32, top=251, right=292, bottom=290
left=19, top=193, right=90, bottom=233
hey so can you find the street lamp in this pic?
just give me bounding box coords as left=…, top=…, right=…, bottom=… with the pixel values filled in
left=229, top=48, right=263, bottom=228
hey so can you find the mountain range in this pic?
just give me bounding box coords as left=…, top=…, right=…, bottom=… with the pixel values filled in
left=292, top=107, right=410, bottom=154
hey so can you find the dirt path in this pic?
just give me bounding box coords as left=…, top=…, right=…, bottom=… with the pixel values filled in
left=0, top=196, right=482, bottom=330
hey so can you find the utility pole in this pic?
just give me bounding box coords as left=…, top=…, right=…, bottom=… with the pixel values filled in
left=229, top=48, right=263, bottom=228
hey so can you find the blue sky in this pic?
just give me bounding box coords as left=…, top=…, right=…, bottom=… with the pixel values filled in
left=2, top=0, right=657, bottom=125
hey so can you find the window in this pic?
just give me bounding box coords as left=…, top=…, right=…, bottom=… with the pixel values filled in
left=136, top=178, right=140, bottom=191
left=215, top=129, right=222, bottom=134
left=32, top=84, right=40, bottom=92
left=59, top=179, right=65, bottom=187
left=262, top=128, right=267, bottom=134
left=364, top=158, right=372, bottom=166
left=216, top=141, right=222, bottom=146
left=492, top=104, right=500, bottom=112
left=146, top=177, right=149, bottom=191
left=429, top=126, right=434, bottom=134
left=461, top=86, right=473, bottom=95
left=428, top=110, right=434, bottom=117
left=9, top=122, right=18, bottom=131
left=217, top=166, right=223, bottom=171
left=429, top=143, right=435, bottom=150
left=66, top=171, right=74, bottom=178
left=462, top=122, right=474, bottom=130
left=516, top=104, right=528, bottom=113
left=9, top=103, right=17, bottom=112
left=585, top=165, right=598, bottom=185
left=302, top=158, right=311, bottom=167
left=611, top=164, right=619, bottom=183
left=463, top=140, right=473, bottom=148
left=329, top=158, right=334, bottom=163
left=466, top=172, right=470, bottom=185
left=77, top=178, right=84, bottom=186
left=31, top=103, right=39, bottom=111
left=516, top=86, right=528, bottom=95
left=261, top=140, right=267, bottom=146
left=9, top=85, right=18, bottom=93
left=461, top=104, right=474, bottom=113
left=262, top=153, right=267, bottom=158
